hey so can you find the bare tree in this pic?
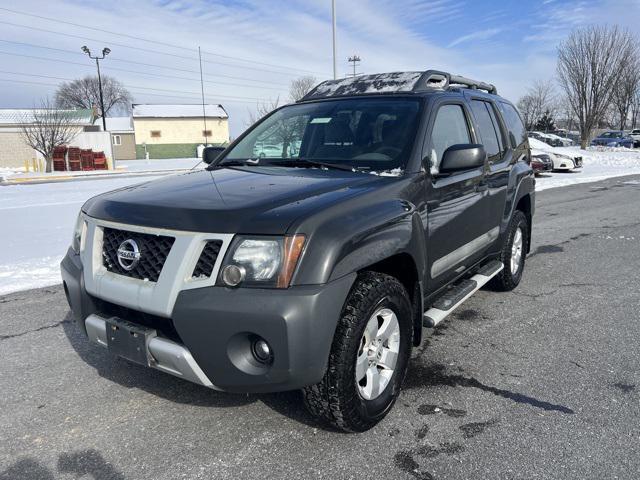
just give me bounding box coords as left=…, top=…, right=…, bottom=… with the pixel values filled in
left=557, top=25, right=637, bottom=148
left=247, top=97, right=280, bottom=126
left=20, top=99, right=81, bottom=172
left=631, top=89, right=640, bottom=129
left=288, top=76, right=317, bottom=102
left=516, top=79, right=556, bottom=130
left=611, top=57, right=640, bottom=130
left=557, top=95, right=578, bottom=132
left=55, top=75, right=133, bottom=119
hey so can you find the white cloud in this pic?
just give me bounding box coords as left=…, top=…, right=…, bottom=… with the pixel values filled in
left=447, top=28, right=502, bottom=48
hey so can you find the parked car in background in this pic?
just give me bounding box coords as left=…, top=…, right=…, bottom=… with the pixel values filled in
left=629, top=129, right=640, bottom=148
left=530, top=152, right=554, bottom=175
left=546, top=133, right=574, bottom=146
left=528, top=131, right=563, bottom=147
left=529, top=137, right=582, bottom=171
left=253, top=144, right=283, bottom=158
left=591, top=131, right=634, bottom=148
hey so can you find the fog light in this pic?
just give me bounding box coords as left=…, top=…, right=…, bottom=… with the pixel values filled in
left=252, top=338, right=273, bottom=364
left=222, top=265, right=246, bottom=286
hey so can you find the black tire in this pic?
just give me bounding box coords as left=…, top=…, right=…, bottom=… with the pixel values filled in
left=302, top=272, right=413, bottom=432
left=490, top=210, right=529, bottom=291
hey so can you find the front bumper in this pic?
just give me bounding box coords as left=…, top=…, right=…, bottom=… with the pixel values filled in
left=61, top=248, right=356, bottom=393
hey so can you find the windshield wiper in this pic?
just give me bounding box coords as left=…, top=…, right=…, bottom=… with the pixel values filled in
left=209, top=160, right=258, bottom=170
left=270, top=158, right=359, bottom=172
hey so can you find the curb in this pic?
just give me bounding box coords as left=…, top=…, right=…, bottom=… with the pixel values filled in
left=0, top=169, right=191, bottom=186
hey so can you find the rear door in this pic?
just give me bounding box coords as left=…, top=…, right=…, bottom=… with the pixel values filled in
left=467, top=98, right=513, bottom=242
left=423, top=98, right=489, bottom=290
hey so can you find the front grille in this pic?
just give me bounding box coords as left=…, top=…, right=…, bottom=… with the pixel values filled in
left=192, top=240, right=223, bottom=278
left=90, top=296, right=182, bottom=343
left=102, top=227, right=175, bottom=282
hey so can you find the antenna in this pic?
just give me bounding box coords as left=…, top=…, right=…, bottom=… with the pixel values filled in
left=198, top=46, right=208, bottom=146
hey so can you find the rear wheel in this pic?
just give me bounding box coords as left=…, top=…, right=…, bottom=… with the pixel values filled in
left=302, top=272, right=412, bottom=432
left=490, top=210, right=529, bottom=291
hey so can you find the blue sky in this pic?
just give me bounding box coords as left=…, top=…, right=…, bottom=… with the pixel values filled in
left=1, top=0, right=639, bottom=136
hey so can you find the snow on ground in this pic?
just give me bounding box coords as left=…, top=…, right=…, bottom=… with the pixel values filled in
left=535, top=147, right=640, bottom=191
left=0, top=174, right=165, bottom=295
left=0, top=158, right=201, bottom=180
left=119, top=158, right=201, bottom=172
left=1, top=149, right=640, bottom=295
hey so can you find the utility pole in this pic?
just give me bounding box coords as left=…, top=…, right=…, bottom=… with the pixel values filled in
left=81, top=46, right=110, bottom=132
left=332, top=0, right=337, bottom=79
left=348, top=55, right=361, bottom=77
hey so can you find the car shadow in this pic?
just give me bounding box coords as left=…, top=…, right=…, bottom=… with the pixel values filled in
left=61, top=312, right=326, bottom=430
left=0, top=449, right=126, bottom=480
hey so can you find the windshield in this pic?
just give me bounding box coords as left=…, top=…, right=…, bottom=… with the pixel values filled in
left=222, top=97, right=421, bottom=172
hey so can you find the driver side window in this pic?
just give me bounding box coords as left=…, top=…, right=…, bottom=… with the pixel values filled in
left=429, top=104, right=471, bottom=175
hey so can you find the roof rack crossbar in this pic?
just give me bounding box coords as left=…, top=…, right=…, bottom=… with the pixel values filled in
left=414, top=70, right=497, bottom=95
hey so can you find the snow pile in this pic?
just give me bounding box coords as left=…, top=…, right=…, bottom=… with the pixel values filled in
left=306, top=72, right=423, bottom=99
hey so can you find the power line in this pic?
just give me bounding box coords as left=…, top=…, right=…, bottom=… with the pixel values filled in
left=0, top=18, right=326, bottom=78
left=0, top=50, right=288, bottom=96
left=0, top=6, right=327, bottom=75
left=0, top=77, right=263, bottom=105
left=0, top=20, right=298, bottom=77
left=0, top=39, right=289, bottom=89
left=0, top=70, right=271, bottom=102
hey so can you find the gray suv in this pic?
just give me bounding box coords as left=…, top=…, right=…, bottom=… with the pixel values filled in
left=61, top=70, right=535, bottom=432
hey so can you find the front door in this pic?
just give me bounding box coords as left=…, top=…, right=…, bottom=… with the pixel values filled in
left=423, top=100, right=495, bottom=292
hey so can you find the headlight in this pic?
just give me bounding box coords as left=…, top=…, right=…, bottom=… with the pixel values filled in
left=71, top=211, right=86, bottom=254
left=218, top=235, right=306, bottom=288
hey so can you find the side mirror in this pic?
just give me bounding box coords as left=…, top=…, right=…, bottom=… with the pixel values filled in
left=202, top=146, right=225, bottom=165
left=439, top=144, right=486, bottom=173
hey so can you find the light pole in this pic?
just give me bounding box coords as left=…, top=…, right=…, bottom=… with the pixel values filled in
left=81, top=46, right=110, bottom=132
left=332, top=0, right=337, bottom=79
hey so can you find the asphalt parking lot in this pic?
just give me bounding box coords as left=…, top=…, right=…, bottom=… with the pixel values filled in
left=1, top=175, right=639, bottom=480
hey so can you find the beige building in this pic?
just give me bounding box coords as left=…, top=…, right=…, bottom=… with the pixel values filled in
left=132, top=104, right=229, bottom=159
left=0, top=108, right=96, bottom=168
left=101, top=117, right=136, bottom=161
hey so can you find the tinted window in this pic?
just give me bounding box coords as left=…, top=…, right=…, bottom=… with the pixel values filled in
left=470, top=100, right=502, bottom=163
left=429, top=104, right=471, bottom=174
left=601, top=131, right=622, bottom=138
left=498, top=102, right=526, bottom=147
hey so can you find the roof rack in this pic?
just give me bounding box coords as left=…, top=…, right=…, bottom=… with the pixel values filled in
left=413, top=70, right=497, bottom=95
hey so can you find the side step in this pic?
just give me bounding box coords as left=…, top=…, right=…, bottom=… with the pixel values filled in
left=423, top=260, right=503, bottom=328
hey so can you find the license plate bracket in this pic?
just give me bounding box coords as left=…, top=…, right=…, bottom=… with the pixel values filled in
left=105, top=317, right=156, bottom=366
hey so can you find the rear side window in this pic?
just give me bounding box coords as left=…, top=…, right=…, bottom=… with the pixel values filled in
left=429, top=104, right=471, bottom=174
left=498, top=102, right=526, bottom=147
left=470, top=100, right=502, bottom=163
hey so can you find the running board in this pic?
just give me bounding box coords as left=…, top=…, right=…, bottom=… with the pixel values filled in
left=423, top=260, right=504, bottom=328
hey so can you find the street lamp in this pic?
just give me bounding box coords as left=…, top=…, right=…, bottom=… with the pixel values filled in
left=81, top=46, right=110, bottom=132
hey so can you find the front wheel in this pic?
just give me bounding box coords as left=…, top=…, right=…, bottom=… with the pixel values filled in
left=302, top=272, right=413, bottom=432
left=490, top=210, right=529, bottom=291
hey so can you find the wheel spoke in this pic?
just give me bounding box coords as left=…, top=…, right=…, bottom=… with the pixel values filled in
left=378, top=347, right=398, bottom=370
left=364, top=317, right=378, bottom=343
left=365, top=366, right=381, bottom=399
left=376, top=310, right=398, bottom=342
left=355, top=351, right=368, bottom=381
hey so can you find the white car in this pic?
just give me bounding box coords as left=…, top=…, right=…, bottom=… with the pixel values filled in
left=629, top=129, right=640, bottom=148
left=528, top=137, right=582, bottom=171
left=546, top=133, right=574, bottom=147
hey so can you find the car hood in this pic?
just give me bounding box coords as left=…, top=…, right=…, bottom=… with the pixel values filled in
left=82, top=166, right=392, bottom=234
